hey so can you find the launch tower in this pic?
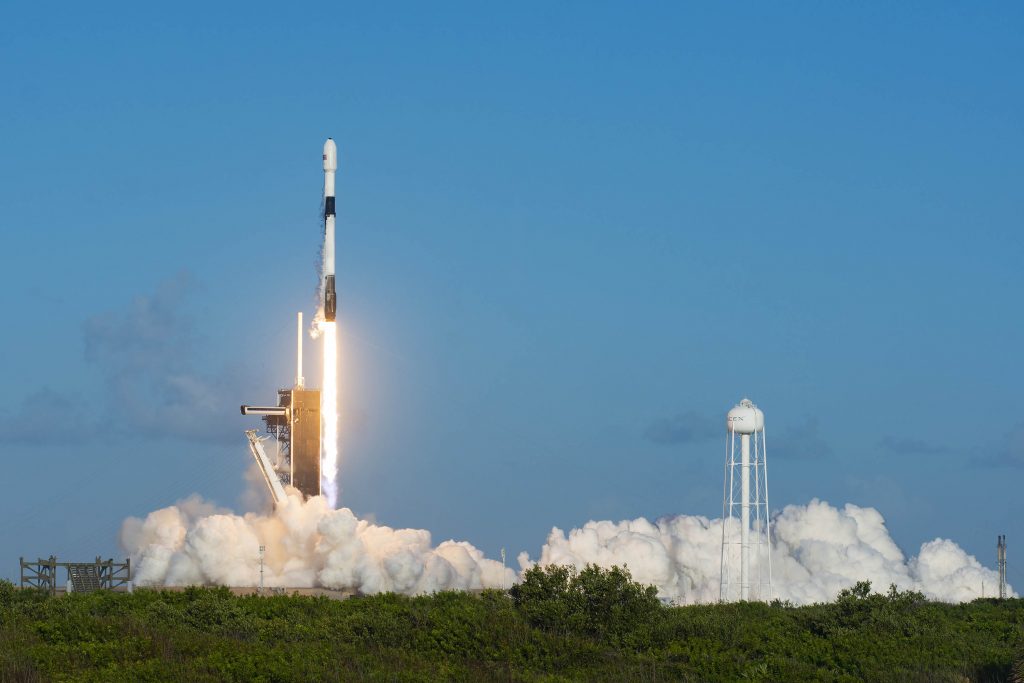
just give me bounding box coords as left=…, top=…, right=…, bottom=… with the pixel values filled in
left=241, top=312, right=321, bottom=503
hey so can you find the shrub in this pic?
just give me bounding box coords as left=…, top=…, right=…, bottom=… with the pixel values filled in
left=511, top=564, right=662, bottom=647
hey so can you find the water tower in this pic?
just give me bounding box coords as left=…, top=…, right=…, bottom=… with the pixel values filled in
left=720, top=398, right=772, bottom=601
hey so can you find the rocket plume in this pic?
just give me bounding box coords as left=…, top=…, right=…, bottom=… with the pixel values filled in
left=321, top=321, right=339, bottom=507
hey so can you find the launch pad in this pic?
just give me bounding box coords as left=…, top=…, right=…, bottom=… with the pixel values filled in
left=243, top=387, right=321, bottom=500
left=241, top=313, right=322, bottom=504
left=288, top=389, right=321, bottom=496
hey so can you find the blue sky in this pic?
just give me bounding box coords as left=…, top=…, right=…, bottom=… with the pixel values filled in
left=1, top=2, right=1022, bottom=582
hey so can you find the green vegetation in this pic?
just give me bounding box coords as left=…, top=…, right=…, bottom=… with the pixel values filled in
left=1, top=567, right=1022, bottom=682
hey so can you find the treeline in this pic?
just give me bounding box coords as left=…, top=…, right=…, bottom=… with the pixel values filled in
left=1, top=566, right=1022, bottom=681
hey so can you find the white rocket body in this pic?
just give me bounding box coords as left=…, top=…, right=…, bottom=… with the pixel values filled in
left=322, top=138, right=337, bottom=321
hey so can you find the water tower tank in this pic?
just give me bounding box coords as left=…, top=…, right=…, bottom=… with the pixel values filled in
left=726, top=398, right=764, bottom=435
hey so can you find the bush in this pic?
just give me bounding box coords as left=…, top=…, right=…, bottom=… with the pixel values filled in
left=0, top=579, right=1018, bottom=681
left=0, top=579, right=15, bottom=609
left=511, top=564, right=662, bottom=647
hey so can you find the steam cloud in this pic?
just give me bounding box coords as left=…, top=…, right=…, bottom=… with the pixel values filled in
left=522, top=498, right=1011, bottom=604
left=122, top=495, right=1009, bottom=604
left=122, top=493, right=516, bottom=593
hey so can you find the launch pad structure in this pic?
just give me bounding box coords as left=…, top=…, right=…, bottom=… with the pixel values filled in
left=241, top=312, right=321, bottom=503
left=20, top=556, right=131, bottom=595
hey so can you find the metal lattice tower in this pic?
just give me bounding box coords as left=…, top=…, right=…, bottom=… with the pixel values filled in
left=240, top=312, right=321, bottom=503
left=20, top=556, right=131, bottom=595
left=720, top=398, right=772, bottom=602
left=998, top=535, right=1007, bottom=600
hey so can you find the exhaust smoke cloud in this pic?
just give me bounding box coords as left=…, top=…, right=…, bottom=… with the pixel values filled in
left=122, top=493, right=515, bottom=593
left=121, top=494, right=1009, bottom=604
left=521, top=498, right=1011, bottom=604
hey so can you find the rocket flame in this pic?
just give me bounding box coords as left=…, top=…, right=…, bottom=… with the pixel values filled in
left=321, top=320, right=339, bottom=507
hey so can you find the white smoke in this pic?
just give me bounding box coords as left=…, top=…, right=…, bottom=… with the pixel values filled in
left=122, top=495, right=1006, bottom=604
left=520, top=498, right=1012, bottom=605
left=121, top=492, right=516, bottom=593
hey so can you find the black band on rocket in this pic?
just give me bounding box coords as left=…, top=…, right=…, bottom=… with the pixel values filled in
left=325, top=196, right=336, bottom=217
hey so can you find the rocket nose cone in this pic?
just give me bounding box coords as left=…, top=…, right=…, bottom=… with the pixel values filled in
left=323, top=138, right=338, bottom=171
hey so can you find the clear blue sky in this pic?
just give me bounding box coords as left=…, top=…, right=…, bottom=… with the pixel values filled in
left=2, top=2, right=1021, bottom=582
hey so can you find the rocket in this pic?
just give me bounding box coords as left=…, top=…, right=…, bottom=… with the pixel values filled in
left=322, top=138, right=338, bottom=322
